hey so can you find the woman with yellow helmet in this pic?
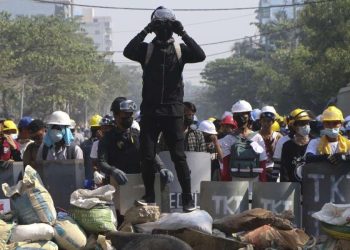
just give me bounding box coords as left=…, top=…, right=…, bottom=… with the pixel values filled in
left=280, top=109, right=311, bottom=182
left=0, top=120, right=21, bottom=161
left=305, top=106, right=350, bottom=164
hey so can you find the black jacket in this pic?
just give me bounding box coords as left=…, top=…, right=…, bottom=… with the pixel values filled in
left=98, top=126, right=165, bottom=175
left=98, top=127, right=141, bottom=175
left=123, top=32, right=206, bottom=117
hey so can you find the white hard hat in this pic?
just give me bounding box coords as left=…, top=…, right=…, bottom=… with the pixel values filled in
left=152, top=7, right=176, bottom=21
left=231, top=100, right=252, bottom=114
left=46, top=111, right=71, bottom=126
left=198, top=120, right=217, bottom=135
left=261, top=106, right=277, bottom=115
left=69, top=119, right=76, bottom=129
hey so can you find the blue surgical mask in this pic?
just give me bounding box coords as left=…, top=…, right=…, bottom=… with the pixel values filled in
left=49, top=129, right=64, bottom=143
left=297, top=125, right=310, bottom=137
left=323, top=128, right=340, bottom=139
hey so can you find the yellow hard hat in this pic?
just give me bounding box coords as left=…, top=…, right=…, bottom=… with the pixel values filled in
left=89, top=114, right=102, bottom=127
left=208, top=117, right=216, bottom=122
left=271, top=121, right=280, bottom=132
left=322, top=106, right=344, bottom=122
left=3, top=120, right=18, bottom=133
left=288, top=108, right=310, bottom=125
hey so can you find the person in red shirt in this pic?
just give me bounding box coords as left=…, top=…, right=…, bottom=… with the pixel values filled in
left=1, top=120, right=21, bottom=161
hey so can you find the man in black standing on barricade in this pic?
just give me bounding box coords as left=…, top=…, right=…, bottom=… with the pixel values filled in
left=123, top=6, right=206, bottom=212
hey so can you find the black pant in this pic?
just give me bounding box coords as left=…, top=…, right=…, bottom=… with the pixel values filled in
left=140, top=116, right=191, bottom=197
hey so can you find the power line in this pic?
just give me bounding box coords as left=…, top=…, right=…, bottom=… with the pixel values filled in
left=199, top=25, right=300, bottom=46
left=112, top=13, right=256, bottom=34
left=35, top=0, right=333, bottom=11
left=206, top=50, right=232, bottom=57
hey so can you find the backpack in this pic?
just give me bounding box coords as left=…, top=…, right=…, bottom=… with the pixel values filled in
left=144, top=42, right=182, bottom=66
left=42, top=143, right=77, bottom=160
left=230, top=132, right=261, bottom=178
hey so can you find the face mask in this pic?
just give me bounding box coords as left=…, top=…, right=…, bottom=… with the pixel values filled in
left=49, top=129, right=64, bottom=143
left=11, top=134, right=18, bottom=140
left=154, top=22, right=173, bottom=41
left=184, top=117, right=194, bottom=127
left=121, top=117, right=133, bottom=129
left=323, top=127, right=340, bottom=138
left=297, top=125, right=310, bottom=137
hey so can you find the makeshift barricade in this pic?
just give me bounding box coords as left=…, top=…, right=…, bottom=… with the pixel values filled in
left=37, top=159, right=85, bottom=210
left=199, top=181, right=249, bottom=219
left=110, top=173, right=163, bottom=214
left=159, top=151, right=211, bottom=212
left=302, top=161, right=350, bottom=236
left=252, top=182, right=301, bottom=227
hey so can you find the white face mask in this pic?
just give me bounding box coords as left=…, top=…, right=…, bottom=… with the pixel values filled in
left=323, top=127, right=340, bottom=138
left=297, top=125, right=310, bottom=137
left=11, top=134, right=18, bottom=140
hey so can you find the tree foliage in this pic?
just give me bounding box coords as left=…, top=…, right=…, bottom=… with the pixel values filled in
left=201, top=0, right=350, bottom=116
left=0, top=13, right=129, bottom=123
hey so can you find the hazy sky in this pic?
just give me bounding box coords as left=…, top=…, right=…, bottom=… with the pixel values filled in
left=74, top=0, right=260, bottom=82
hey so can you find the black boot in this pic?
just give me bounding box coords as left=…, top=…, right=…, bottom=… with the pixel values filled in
left=136, top=191, right=156, bottom=206
left=182, top=193, right=196, bottom=213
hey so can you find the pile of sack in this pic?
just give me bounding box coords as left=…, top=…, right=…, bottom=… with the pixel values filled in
left=213, top=208, right=313, bottom=250
left=312, top=203, right=350, bottom=248
left=0, top=165, right=314, bottom=250
left=1, top=165, right=117, bottom=250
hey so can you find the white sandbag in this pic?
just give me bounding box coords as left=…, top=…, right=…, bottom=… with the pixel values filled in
left=7, top=240, right=58, bottom=250
left=53, top=213, right=87, bottom=250
left=312, top=203, right=350, bottom=225
left=9, top=223, right=54, bottom=243
left=70, top=185, right=115, bottom=209
left=0, top=219, right=14, bottom=247
left=135, top=210, right=213, bottom=235
left=2, top=165, right=56, bottom=225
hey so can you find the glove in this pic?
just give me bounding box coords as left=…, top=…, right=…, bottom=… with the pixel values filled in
left=328, top=153, right=350, bottom=165
left=111, top=168, right=128, bottom=185
left=172, top=20, right=186, bottom=36
left=328, top=153, right=343, bottom=165
left=160, top=168, right=174, bottom=184
left=93, top=171, right=105, bottom=185
left=143, top=22, right=154, bottom=34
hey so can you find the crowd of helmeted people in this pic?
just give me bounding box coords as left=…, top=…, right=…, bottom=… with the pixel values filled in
left=1, top=98, right=350, bottom=191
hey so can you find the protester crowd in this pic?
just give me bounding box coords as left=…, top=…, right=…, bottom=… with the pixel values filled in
left=1, top=97, right=350, bottom=189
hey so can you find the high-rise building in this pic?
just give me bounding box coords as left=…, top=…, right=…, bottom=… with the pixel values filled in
left=79, top=8, right=113, bottom=60
left=0, top=0, right=73, bottom=17
left=258, top=0, right=304, bottom=24
left=257, top=0, right=304, bottom=46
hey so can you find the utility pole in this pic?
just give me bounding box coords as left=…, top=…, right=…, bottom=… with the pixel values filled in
left=70, top=0, right=74, bottom=18
left=20, top=75, right=25, bottom=119
left=292, top=0, right=297, bottom=50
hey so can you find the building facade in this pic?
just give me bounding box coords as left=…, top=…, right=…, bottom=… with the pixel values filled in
left=0, top=0, right=72, bottom=17
left=258, top=0, right=304, bottom=24
left=79, top=8, right=113, bottom=59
